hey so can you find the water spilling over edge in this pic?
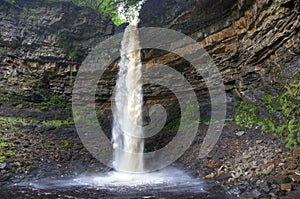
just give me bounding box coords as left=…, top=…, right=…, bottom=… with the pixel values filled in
left=112, top=0, right=146, bottom=173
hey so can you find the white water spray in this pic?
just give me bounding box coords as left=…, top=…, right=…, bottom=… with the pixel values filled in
left=112, top=0, right=146, bottom=173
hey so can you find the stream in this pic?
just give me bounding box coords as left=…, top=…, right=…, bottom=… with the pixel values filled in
left=0, top=167, right=226, bottom=198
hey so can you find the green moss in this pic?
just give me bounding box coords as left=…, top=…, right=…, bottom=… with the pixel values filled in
left=0, top=122, right=16, bottom=163
left=0, top=116, right=74, bottom=128
left=26, top=93, right=67, bottom=110
left=28, top=15, right=37, bottom=21
left=55, top=30, right=80, bottom=60
left=235, top=78, right=300, bottom=149
left=161, top=118, right=180, bottom=132
left=0, top=117, right=30, bottom=126
left=41, top=95, right=66, bottom=109
left=4, top=0, right=15, bottom=4
left=0, top=116, right=73, bottom=163
left=235, top=101, right=258, bottom=129
left=42, top=119, right=74, bottom=127
left=0, top=97, right=9, bottom=102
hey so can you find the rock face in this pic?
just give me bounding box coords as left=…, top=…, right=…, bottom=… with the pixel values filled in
left=140, top=0, right=253, bottom=36
left=1, top=0, right=299, bottom=116
left=0, top=0, right=114, bottom=102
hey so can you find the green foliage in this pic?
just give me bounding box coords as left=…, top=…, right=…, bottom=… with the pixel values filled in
left=41, top=95, right=66, bottom=109
left=0, top=135, right=10, bottom=163
left=0, top=115, right=73, bottom=162
left=55, top=30, right=79, bottom=60
left=235, top=102, right=258, bottom=129
left=4, top=0, right=15, bottom=4
left=42, top=119, right=74, bottom=127
left=259, top=79, right=300, bottom=149
left=0, top=117, right=29, bottom=126
left=0, top=116, right=74, bottom=128
left=71, top=0, right=142, bottom=25
left=0, top=97, right=9, bottom=102
left=0, top=125, right=15, bottom=163
left=28, top=15, right=37, bottom=21
left=235, top=79, right=300, bottom=149
left=71, top=0, right=122, bottom=25
left=161, top=118, right=180, bottom=132
left=26, top=91, right=66, bottom=110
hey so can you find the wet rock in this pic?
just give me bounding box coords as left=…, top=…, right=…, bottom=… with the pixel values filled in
left=289, top=174, right=300, bottom=183
left=295, top=171, right=300, bottom=176
left=255, top=140, right=263, bottom=144
left=235, top=131, right=246, bottom=136
left=285, top=185, right=300, bottom=199
left=261, top=164, right=274, bottom=175
left=252, top=189, right=261, bottom=198
left=0, top=163, right=6, bottom=169
left=239, top=191, right=253, bottom=198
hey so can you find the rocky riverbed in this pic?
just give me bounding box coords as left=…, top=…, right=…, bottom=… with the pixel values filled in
left=179, top=124, right=300, bottom=198
left=0, top=102, right=299, bottom=198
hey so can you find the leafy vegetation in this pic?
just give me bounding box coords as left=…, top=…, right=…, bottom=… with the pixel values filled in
left=41, top=95, right=66, bottom=109
left=4, top=0, right=15, bottom=4
left=27, top=15, right=38, bottom=21
left=42, top=119, right=74, bottom=127
left=71, top=0, right=122, bottom=25
left=235, top=78, right=300, bottom=149
left=235, top=102, right=259, bottom=129
left=0, top=116, right=74, bottom=128
left=71, top=0, right=142, bottom=25
left=25, top=90, right=66, bottom=110
left=5, top=0, right=144, bottom=25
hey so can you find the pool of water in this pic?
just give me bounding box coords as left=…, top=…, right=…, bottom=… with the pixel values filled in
left=0, top=167, right=226, bottom=198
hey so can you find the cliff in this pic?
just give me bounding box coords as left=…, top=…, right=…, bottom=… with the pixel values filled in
left=0, top=0, right=298, bottom=114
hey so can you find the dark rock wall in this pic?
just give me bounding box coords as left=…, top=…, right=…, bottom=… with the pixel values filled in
left=141, top=0, right=300, bottom=116
left=0, top=0, right=299, bottom=118
left=140, top=0, right=253, bottom=36
left=0, top=0, right=114, bottom=101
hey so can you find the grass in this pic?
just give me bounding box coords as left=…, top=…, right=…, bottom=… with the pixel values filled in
left=0, top=122, right=16, bottom=163
left=42, top=119, right=74, bottom=127
left=0, top=117, right=74, bottom=128
left=0, top=116, right=74, bottom=163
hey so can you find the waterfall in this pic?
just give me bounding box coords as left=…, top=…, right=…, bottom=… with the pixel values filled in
left=112, top=0, right=146, bottom=173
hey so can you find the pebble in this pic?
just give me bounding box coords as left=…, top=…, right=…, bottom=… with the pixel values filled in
left=236, top=131, right=245, bottom=136
left=255, top=140, right=263, bottom=144
left=0, top=163, right=6, bottom=169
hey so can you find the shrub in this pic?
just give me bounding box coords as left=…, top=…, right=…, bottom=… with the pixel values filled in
left=235, top=79, right=300, bottom=149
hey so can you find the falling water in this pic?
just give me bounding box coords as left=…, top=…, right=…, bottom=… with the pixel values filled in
left=112, top=1, right=146, bottom=173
